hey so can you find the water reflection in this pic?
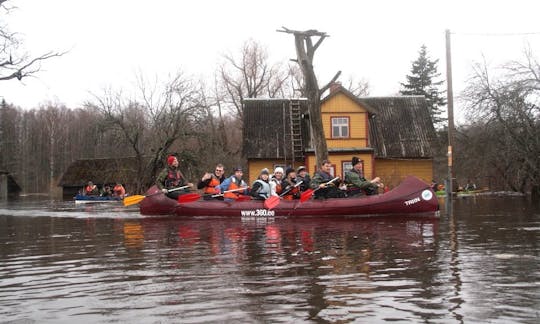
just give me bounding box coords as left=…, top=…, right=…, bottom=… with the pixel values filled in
left=0, top=197, right=538, bottom=323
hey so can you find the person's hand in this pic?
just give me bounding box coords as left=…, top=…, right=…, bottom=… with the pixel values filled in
left=161, top=188, right=168, bottom=194
left=187, top=183, right=194, bottom=188
left=214, top=187, right=221, bottom=194
left=319, top=183, right=326, bottom=189
left=202, top=173, right=211, bottom=181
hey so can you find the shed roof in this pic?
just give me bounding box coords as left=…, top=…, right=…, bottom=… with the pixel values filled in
left=242, top=99, right=309, bottom=160
left=58, top=157, right=148, bottom=187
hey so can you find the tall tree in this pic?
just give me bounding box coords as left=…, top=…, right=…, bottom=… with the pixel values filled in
left=400, top=45, right=446, bottom=128
left=278, top=27, right=341, bottom=166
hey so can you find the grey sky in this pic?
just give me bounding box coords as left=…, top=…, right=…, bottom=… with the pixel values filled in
left=2, top=0, right=539, bottom=124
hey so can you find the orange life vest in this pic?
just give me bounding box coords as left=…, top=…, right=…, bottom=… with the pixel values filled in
left=224, top=177, right=245, bottom=200
left=85, top=185, right=97, bottom=195
left=203, top=175, right=221, bottom=194
left=113, top=184, right=125, bottom=196
left=282, top=185, right=299, bottom=200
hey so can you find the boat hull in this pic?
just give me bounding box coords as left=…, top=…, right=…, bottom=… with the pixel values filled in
left=139, top=176, right=439, bottom=218
left=74, top=195, right=122, bottom=204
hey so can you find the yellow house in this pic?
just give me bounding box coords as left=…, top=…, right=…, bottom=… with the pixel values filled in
left=242, top=85, right=437, bottom=189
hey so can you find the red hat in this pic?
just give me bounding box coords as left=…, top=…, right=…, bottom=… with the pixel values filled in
left=167, top=155, right=177, bottom=166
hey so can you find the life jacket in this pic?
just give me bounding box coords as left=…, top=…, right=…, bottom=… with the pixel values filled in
left=253, top=179, right=271, bottom=199
left=165, top=169, right=183, bottom=188
left=113, top=184, right=125, bottom=196
left=85, top=185, right=97, bottom=195
left=203, top=175, right=221, bottom=194
left=224, top=176, right=246, bottom=199
left=282, top=180, right=300, bottom=200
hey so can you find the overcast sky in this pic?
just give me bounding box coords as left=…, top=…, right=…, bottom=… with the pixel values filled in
left=2, top=0, right=540, bottom=123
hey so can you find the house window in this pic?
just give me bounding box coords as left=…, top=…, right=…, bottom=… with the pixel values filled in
left=342, top=161, right=353, bottom=179
left=331, top=117, right=349, bottom=138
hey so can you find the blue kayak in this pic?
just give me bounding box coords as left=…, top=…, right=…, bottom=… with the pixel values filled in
left=74, top=194, right=122, bottom=203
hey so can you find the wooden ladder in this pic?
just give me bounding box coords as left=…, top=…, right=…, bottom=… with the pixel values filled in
left=289, top=99, right=304, bottom=162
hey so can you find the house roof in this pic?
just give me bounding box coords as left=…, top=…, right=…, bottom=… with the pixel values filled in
left=242, top=98, right=309, bottom=160
left=360, top=96, right=436, bottom=158
left=58, top=157, right=148, bottom=187
left=242, top=88, right=436, bottom=160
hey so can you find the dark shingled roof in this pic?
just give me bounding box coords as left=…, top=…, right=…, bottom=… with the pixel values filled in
left=58, top=157, right=148, bottom=187
left=361, top=96, right=436, bottom=158
left=242, top=98, right=309, bottom=160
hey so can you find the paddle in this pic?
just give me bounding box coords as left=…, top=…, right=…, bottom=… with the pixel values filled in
left=264, top=181, right=303, bottom=210
left=300, top=177, right=340, bottom=202
left=177, top=187, right=248, bottom=203
left=123, top=185, right=190, bottom=206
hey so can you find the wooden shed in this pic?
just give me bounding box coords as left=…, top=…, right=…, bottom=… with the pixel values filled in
left=58, top=157, right=148, bottom=198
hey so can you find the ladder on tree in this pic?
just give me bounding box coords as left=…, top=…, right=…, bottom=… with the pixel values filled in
left=289, top=99, right=304, bottom=162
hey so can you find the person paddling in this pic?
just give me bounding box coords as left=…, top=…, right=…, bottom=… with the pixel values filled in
left=218, top=166, right=249, bottom=202
left=156, top=155, right=194, bottom=200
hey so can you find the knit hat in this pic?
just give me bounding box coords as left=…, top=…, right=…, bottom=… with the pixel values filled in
left=167, top=155, right=177, bottom=166
left=234, top=166, right=243, bottom=172
left=274, top=167, right=284, bottom=174
left=285, top=167, right=295, bottom=177
left=296, top=166, right=306, bottom=173
left=352, top=156, right=362, bottom=166
left=260, top=168, right=269, bottom=175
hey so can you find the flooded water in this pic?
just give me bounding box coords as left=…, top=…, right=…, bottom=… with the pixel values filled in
left=0, top=196, right=539, bottom=323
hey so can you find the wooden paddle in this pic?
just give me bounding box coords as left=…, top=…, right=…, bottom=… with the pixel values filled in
left=177, top=187, right=249, bottom=203
left=123, top=185, right=190, bottom=206
left=264, top=181, right=303, bottom=210
left=300, top=177, right=340, bottom=202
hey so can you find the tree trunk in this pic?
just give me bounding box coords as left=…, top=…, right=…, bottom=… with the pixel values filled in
left=285, top=28, right=330, bottom=166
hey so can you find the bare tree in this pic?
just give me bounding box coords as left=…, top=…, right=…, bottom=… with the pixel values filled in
left=218, top=39, right=290, bottom=120
left=278, top=27, right=341, bottom=166
left=0, top=0, right=64, bottom=81
left=462, top=50, right=540, bottom=198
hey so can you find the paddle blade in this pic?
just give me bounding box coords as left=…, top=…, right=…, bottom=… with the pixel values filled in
left=264, top=196, right=280, bottom=210
left=123, top=195, right=146, bottom=206
left=178, top=193, right=201, bottom=203
left=300, top=189, right=314, bottom=202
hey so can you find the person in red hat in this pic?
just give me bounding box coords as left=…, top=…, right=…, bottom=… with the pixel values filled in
left=156, top=154, right=194, bottom=199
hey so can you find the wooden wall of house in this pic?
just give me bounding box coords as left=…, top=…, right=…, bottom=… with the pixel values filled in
left=321, top=94, right=369, bottom=148
left=375, top=159, right=433, bottom=189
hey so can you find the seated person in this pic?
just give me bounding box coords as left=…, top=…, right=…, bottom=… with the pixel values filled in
left=250, top=168, right=271, bottom=200
left=295, top=166, right=311, bottom=193
left=310, top=160, right=345, bottom=199
left=197, top=163, right=226, bottom=200
left=112, top=182, right=126, bottom=198
left=156, top=155, right=194, bottom=200
left=218, top=167, right=249, bottom=202
left=344, top=157, right=383, bottom=196
left=281, top=168, right=300, bottom=200
left=84, top=181, right=100, bottom=196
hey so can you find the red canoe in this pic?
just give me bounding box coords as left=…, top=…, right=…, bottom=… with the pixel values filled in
left=139, top=176, right=439, bottom=218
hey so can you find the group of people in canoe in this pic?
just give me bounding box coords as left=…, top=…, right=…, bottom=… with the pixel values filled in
left=82, top=181, right=126, bottom=198
left=157, top=155, right=384, bottom=202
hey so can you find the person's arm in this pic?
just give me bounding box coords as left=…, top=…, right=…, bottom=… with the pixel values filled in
left=218, top=177, right=231, bottom=192
left=197, top=178, right=211, bottom=189
left=250, top=181, right=262, bottom=197
left=310, top=173, right=323, bottom=189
